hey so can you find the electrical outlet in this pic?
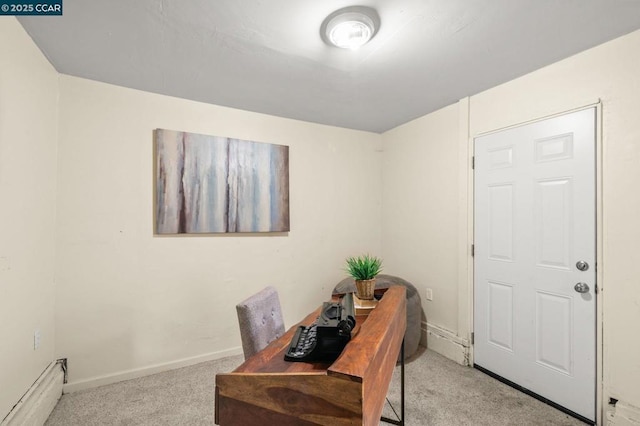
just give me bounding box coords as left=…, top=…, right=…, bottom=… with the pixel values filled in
left=34, top=330, right=41, bottom=350
left=425, top=288, right=433, bottom=301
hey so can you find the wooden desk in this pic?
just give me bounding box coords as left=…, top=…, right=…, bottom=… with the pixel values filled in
left=215, top=286, right=407, bottom=426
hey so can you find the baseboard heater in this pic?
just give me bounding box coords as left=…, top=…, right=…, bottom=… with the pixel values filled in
left=1, top=359, right=66, bottom=426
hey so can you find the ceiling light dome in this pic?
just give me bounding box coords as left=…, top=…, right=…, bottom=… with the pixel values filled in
left=321, top=6, right=380, bottom=50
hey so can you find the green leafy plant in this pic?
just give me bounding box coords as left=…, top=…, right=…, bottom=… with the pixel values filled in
left=345, top=254, right=383, bottom=281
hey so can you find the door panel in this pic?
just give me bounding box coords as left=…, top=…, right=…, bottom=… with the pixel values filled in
left=488, top=281, right=514, bottom=351
left=535, top=291, right=572, bottom=374
left=488, top=184, right=514, bottom=261
left=535, top=178, right=572, bottom=269
left=474, top=108, right=596, bottom=422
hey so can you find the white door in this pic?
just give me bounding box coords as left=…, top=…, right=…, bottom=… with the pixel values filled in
left=473, top=108, right=596, bottom=422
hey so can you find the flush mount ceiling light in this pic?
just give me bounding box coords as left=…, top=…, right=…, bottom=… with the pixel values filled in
left=321, top=6, right=380, bottom=50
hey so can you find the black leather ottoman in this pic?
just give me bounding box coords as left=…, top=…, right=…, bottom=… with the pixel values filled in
left=333, top=274, right=422, bottom=360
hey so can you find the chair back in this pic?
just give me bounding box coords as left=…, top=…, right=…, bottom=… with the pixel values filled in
left=236, top=286, right=285, bottom=360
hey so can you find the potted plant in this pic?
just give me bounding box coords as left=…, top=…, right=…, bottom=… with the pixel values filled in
left=345, top=254, right=383, bottom=300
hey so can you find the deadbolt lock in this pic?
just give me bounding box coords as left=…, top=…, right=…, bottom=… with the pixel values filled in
left=576, top=260, right=589, bottom=271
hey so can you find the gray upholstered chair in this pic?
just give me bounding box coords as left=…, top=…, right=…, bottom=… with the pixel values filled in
left=236, top=286, right=286, bottom=360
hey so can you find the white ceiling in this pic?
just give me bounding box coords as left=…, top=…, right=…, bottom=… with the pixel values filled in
left=18, top=0, right=640, bottom=133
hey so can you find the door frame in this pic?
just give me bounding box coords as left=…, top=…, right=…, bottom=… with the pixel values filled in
left=464, top=102, right=604, bottom=424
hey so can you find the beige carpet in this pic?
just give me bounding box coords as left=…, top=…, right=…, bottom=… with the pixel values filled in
left=45, top=348, right=585, bottom=425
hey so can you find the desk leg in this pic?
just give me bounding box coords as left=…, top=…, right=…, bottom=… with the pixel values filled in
left=380, top=339, right=405, bottom=426
left=401, top=338, right=405, bottom=423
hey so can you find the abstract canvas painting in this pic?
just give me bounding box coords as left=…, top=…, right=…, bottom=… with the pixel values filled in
left=155, top=129, right=289, bottom=234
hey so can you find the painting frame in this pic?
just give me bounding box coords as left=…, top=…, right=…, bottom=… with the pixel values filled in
left=154, top=129, right=289, bottom=234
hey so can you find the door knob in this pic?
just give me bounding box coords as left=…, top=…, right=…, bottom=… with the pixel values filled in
left=574, top=282, right=590, bottom=293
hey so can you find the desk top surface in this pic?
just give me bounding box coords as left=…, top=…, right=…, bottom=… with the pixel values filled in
left=232, top=286, right=407, bottom=380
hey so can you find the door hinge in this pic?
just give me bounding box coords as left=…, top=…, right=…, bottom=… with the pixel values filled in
left=471, top=332, right=474, bottom=345
left=472, top=156, right=475, bottom=169
left=471, top=244, right=475, bottom=257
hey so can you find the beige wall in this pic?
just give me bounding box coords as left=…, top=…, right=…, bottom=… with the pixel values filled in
left=382, top=28, right=640, bottom=420
left=0, top=18, right=59, bottom=419
left=381, top=104, right=460, bottom=332
left=55, top=76, right=383, bottom=389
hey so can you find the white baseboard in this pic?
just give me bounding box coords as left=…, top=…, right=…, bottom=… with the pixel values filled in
left=607, top=401, right=640, bottom=425
left=1, top=361, right=64, bottom=426
left=64, top=346, right=243, bottom=393
left=422, top=321, right=470, bottom=366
